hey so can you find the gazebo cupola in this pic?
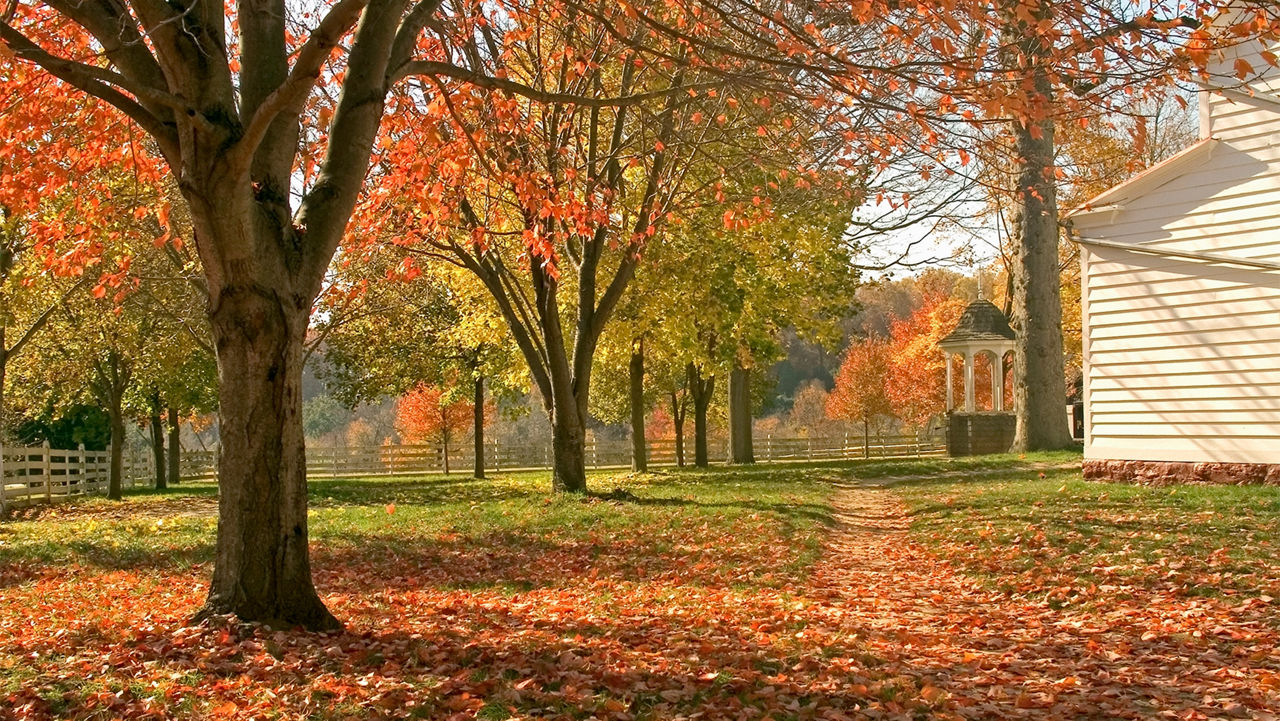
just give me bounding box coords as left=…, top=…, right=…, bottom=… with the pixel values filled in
left=939, top=298, right=1016, bottom=413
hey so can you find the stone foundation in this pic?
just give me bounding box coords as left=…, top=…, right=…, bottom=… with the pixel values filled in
left=1082, top=459, right=1280, bottom=486
left=947, top=412, right=1016, bottom=457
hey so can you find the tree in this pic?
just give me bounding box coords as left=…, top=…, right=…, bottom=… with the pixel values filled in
left=0, top=54, right=153, bottom=440
left=316, top=249, right=523, bottom=480
left=678, top=195, right=859, bottom=465
left=0, top=212, right=87, bottom=440
left=302, top=395, right=348, bottom=443
left=13, top=270, right=143, bottom=501
left=395, top=384, right=484, bottom=475
left=124, top=210, right=216, bottom=490
left=3, top=0, right=649, bottom=628
left=789, top=381, right=833, bottom=438
left=884, top=292, right=969, bottom=430
left=827, top=338, right=893, bottom=457
left=359, top=1, right=865, bottom=491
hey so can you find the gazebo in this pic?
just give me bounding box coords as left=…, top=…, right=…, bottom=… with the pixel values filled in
left=939, top=298, right=1016, bottom=413
left=938, top=297, right=1016, bottom=455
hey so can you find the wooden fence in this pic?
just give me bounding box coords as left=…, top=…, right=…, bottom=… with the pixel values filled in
left=0, top=442, right=144, bottom=510
left=1, top=432, right=944, bottom=509
left=177, top=432, right=946, bottom=481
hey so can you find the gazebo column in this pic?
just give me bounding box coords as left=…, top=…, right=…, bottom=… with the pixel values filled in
left=945, top=352, right=954, bottom=411
left=991, top=351, right=1003, bottom=411
left=964, top=351, right=976, bottom=412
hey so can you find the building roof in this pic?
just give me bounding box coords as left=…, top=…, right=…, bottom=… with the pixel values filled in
left=1065, top=138, right=1218, bottom=228
left=939, top=299, right=1016, bottom=347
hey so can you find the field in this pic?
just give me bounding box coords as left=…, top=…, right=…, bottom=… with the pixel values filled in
left=1, top=454, right=1278, bottom=720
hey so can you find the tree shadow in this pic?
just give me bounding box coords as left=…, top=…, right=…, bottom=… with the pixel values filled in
left=5, top=570, right=1273, bottom=720
left=305, top=475, right=540, bottom=507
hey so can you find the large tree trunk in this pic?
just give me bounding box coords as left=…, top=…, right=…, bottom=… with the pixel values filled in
left=149, top=391, right=167, bottom=490
left=670, top=390, right=686, bottom=467
left=167, top=406, right=181, bottom=484
left=629, top=339, right=647, bottom=472
left=1004, top=11, right=1075, bottom=453
left=202, top=288, right=337, bottom=631
left=473, top=376, right=485, bottom=479
left=688, top=363, right=714, bottom=468
left=728, top=362, right=754, bottom=464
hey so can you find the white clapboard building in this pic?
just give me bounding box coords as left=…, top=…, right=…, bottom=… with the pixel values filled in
left=1069, top=37, right=1280, bottom=483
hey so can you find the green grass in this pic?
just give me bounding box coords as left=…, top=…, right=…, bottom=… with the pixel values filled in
left=8, top=451, right=1276, bottom=605
left=896, top=463, right=1280, bottom=604
left=0, top=465, right=835, bottom=590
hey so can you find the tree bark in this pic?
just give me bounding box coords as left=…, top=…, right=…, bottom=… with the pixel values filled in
left=0, top=353, right=7, bottom=444
left=149, top=391, right=167, bottom=490
left=728, top=362, right=754, bottom=464
left=687, top=363, right=714, bottom=468
left=441, top=420, right=451, bottom=476
left=1004, top=7, right=1075, bottom=453
left=90, top=349, right=131, bottom=502
left=202, top=288, right=338, bottom=631
left=167, top=406, right=181, bottom=484
left=629, top=339, right=647, bottom=472
left=550, top=404, right=588, bottom=492
left=863, top=418, right=870, bottom=460
left=670, top=390, right=686, bottom=467
left=473, top=376, right=485, bottom=479
left=107, top=391, right=124, bottom=501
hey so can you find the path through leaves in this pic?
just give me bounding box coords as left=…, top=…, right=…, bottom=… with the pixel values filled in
left=805, top=485, right=1280, bottom=720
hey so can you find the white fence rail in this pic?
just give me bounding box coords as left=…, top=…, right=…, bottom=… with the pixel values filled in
left=0, top=442, right=144, bottom=510
left=177, top=433, right=947, bottom=481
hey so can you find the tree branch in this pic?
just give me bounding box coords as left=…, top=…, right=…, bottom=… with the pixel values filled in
left=0, top=21, right=180, bottom=158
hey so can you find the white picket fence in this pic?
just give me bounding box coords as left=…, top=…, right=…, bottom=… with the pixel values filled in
left=1, top=432, right=945, bottom=510
left=175, top=432, right=947, bottom=481
left=0, top=442, right=148, bottom=510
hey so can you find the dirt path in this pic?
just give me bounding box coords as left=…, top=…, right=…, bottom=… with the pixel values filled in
left=803, top=485, right=1279, bottom=720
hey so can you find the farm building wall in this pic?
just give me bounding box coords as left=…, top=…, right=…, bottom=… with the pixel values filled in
left=1074, top=35, right=1280, bottom=478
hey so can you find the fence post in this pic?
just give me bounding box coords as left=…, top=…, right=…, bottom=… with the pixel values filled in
left=42, top=440, right=52, bottom=502
left=806, top=437, right=812, bottom=461
left=0, top=440, right=6, bottom=513
left=493, top=440, right=501, bottom=472
left=766, top=434, right=772, bottom=463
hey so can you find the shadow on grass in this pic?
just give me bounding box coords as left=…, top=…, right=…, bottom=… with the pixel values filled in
left=307, top=475, right=542, bottom=507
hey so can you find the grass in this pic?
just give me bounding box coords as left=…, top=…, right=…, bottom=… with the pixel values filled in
left=896, top=463, right=1280, bottom=605
left=5, top=452, right=1280, bottom=719
left=0, top=464, right=835, bottom=589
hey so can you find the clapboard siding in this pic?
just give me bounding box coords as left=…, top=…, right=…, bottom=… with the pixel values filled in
left=1072, top=32, right=1280, bottom=468
left=1079, top=187, right=1280, bottom=464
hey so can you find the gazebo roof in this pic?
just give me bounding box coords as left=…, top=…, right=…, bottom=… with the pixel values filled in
left=939, top=299, right=1016, bottom=348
